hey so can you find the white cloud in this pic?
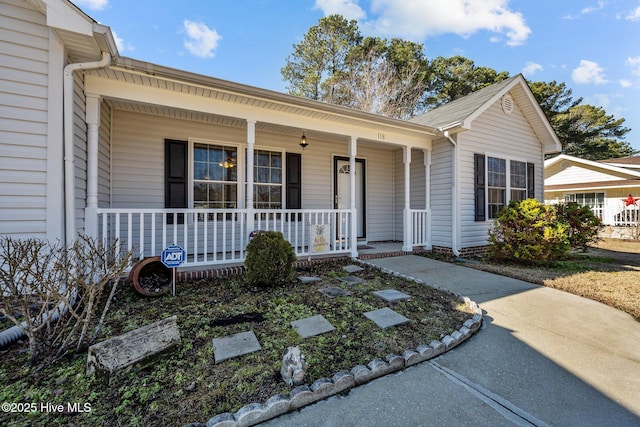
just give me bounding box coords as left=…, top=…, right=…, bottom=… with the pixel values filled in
left=572, top=60, right=607, bottom=84
left=182, top=20, right=222, bottom=59
left=314, top=0, right=366, bottom=20
left=627, top=56, right=640, bottom=76
left=581, top=1, right=606, bottom=15
left=625, top=6, right=640, bottom=21
left=522, top=62, right=543, bottom=76
left=620, top=79, right=633, bottom=88
left=111, top=31, right=133, bottom=53
left=73, top=0, right=109, bottom=11
left=360, top=0, right=530, bottom=46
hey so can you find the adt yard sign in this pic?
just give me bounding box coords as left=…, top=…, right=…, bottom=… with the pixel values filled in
left=161, top=245, right=185, bottom=268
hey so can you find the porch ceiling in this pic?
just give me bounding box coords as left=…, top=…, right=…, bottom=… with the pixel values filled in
left=105, top=98, right=399, bottom=150
left=87, top=58, right=436, bottom=148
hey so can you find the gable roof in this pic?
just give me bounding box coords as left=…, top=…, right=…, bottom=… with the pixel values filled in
left=410, top=74, right=562, bottom=154
left=545, top=154, right=640, bottom=179
left=597, top=156, right=640, bottom=169
left=410, top=75, right=519, bottom=129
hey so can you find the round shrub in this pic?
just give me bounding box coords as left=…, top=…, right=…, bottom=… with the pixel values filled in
left=245, top=231, right=296, bottom=287
left=487, top=198, right=570, bottom=265
left=555, top=201, right=602, bottom=252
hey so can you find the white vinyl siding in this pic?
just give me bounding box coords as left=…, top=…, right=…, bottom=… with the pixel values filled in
left=110, top=110, right=399, bottom=241
left=429, top=139, right=454, bottom=248
left=546, top=163, right=629, bottom=186
left=0, top=0, right=49, bottom=237
left=73, top=73, right=87, bottom=233
left=458, top=93, right=543, bottom=249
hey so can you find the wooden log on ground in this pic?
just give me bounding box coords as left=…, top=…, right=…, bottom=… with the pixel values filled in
left=86, top=315, right=181, bottom=381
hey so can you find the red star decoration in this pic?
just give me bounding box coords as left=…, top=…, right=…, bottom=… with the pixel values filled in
left=623, top=194, right=639, bottom=207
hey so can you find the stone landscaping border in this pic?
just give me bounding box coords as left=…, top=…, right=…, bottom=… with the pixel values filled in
left=186, top=259, right=483, bottom=427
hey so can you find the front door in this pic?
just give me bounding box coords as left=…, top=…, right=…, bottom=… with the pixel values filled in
left=334, top=157, right=365, bottom=238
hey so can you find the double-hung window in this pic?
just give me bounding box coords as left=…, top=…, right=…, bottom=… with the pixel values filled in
left=193, top=143, right=238, bottom=209
left=475, top=154, right=535, bottom=221
left=253, top=149, right=282, bottom=209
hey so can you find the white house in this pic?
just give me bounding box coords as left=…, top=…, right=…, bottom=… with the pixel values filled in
left=1, top=0, right=561, bottom=268
left=545, top=154, right=640, bottom=239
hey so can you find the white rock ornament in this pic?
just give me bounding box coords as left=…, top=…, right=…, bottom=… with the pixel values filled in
left=280, top=346, right=307, bottom=386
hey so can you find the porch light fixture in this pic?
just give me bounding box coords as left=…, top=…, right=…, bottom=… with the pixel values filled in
left=300, top=131, right=308, bottom=149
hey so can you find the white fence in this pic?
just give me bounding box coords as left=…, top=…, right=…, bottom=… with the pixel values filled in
left=613, top=205, right=639, bottom=226
left=96, top=208, right=354, bottom=267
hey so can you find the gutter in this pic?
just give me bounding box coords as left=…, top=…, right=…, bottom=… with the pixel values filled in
left=442, top=130, right=461, bottom=257
left=63, top=52, right=111, bottom=245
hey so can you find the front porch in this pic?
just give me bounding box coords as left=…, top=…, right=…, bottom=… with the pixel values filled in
left=97, top=208, right=431, bottom=268
left=97, top=209, right=431, bottom=268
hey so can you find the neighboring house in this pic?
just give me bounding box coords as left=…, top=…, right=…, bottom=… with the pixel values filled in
left=1, top=0, right=561, bottom=268
left=545, top=154, right=640, bottom=239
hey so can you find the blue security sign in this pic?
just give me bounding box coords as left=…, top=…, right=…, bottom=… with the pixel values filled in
left=161, top=245, right=186, bottom=268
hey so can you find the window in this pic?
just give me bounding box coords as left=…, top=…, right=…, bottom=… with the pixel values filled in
left=475, top=154, right=535, bottom=221
left=565, top=192, right=604, bottom=219
left=487, top=157, right=506, bottom=219
left=510, top=160, right=527, bottom=202
left=193, top=143, right=237, bottom=209
left=252, top=149, right=282, bottom=209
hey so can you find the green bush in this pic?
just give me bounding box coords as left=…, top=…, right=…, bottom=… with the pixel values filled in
left=487, top=198, right=569, bottom=264
left=245, top=231, right=296, bottom=287
left=555, top=201, right=602, bottom=251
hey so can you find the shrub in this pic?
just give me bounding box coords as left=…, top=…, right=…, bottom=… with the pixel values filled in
left=245, top=231, right=296, bottom=287
left=0, top=235, right=131, bottom=364
left=487, top=198, right=569, bottom=265
left=555, top=201, right=602, bottom=251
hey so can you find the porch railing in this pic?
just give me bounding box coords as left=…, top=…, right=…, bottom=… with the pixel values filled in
left=409, top=209, right=431, bottom=248
left=613, top=205, right=639, bottom=226
left=96, top=208, right=354, bottom=268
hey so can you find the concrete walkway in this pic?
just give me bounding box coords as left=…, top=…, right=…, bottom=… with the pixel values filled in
left=261, top=255, right=640, bottom=426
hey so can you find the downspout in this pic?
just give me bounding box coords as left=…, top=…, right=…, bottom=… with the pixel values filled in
left=442, top=130, right=461, bottom=256
left=63, top=52, right=111, bottom=245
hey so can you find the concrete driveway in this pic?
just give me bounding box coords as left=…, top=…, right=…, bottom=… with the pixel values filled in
left=261, top=255, right=640, bottom=426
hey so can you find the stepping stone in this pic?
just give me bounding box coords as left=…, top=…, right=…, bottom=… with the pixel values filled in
left=338, top=276, right=365, bottom=284
left=291, top=315, right=335, bottom=338
left=212, top=331, right=261, bottom=363
left=343, top=265, right=364, bottom=273
left=318, top=287, right=351, bottom=298
left=298, top=276, right=322, bottom=284
left=373, top=289, right=411, bottom=302
left=364, top=307, right=410, bottom=329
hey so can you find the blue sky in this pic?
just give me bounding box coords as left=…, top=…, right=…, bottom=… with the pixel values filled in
left=75, top=0, right=640, bottom=152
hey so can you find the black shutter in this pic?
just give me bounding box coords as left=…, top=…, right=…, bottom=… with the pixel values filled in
left=286, top=152, right=302, bottom=209
left=474, top=154, right=486, bottom=221
left=165, top=139, right=187, bottom=224
left=527, top=162, right=535, bottom=199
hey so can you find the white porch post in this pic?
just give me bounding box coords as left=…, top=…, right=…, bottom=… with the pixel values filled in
left=84, top=93, right=100, bottom=239
left=349, top=136, right=358, bottom=257
left=402, top=146, right=412, bottom=252
left=424, top=148, right=432, bottom=249
left=246, top=120, right=256, bottom=237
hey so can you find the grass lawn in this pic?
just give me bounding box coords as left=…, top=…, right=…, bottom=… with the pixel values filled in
left=0, top=258, right=473, bottom=426
left=452, top=238, right=640, bottom=321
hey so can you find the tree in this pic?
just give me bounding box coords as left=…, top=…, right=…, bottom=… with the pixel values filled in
left=556, top=104, right=634, bottom=160
left=281, top=16, right=429, bottom=118
left=344, top=37, right=430, bottom=119
left=529, top=81, right=634, bottom=160
left=424, top=56, right=509, bottom=108
left=281, top=15, right=361, bottom=103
